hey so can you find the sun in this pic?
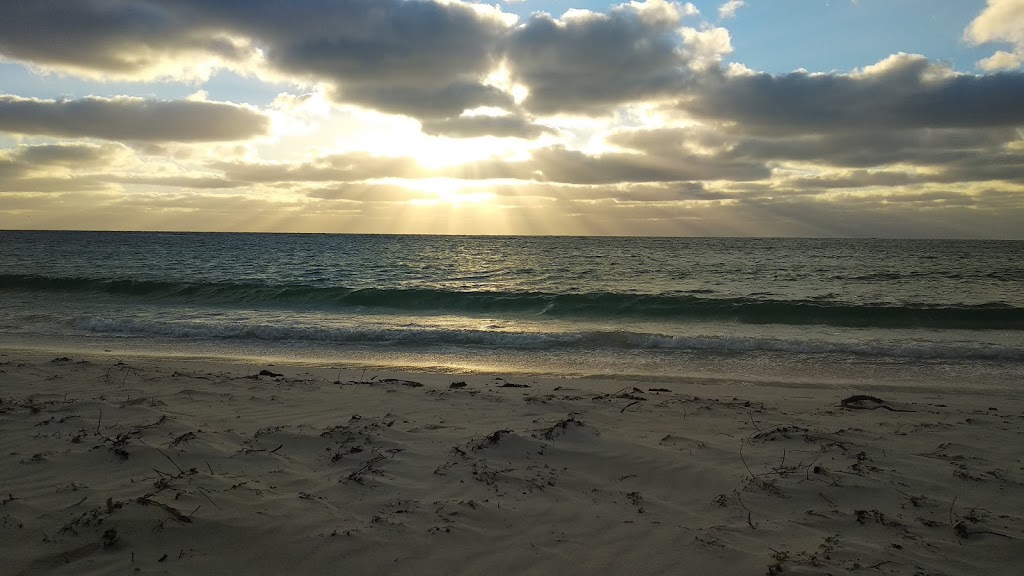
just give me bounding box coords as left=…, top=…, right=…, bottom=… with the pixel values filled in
left=405, top=178, right=498, bottom=206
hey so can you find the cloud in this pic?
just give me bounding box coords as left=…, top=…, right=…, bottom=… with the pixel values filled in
left=966, top=0, right=1024, bottom=70
left=216, top=153, right=426, bottom=183
left=718, top=1, right=745, bottom=20
left=0, top=1, right=248, bottom=81
left=0, top=95, right=270, bottom=142
left=522, top=146, right=767, bottom=184
left=0, top=0, right=515, bottom=119
left=684, top=54, right=1024, bottom=131
left=505, top=1, right=703, bottom=114
left=0, top=142, right=127, bottom=193
left=419, top=115, right=553, bottom=139
left=680, top=26, right=733, bottom=69
left=2, top=2, right=1024, bottom=237
left=200, top=0, right=515, bottom=117
left=977, top=50, right=1024, bottom=71
left=0, top=1, right=739, bottom=121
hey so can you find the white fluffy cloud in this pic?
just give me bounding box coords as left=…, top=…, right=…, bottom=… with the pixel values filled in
left=966, top=0, right=1024, bottom=70
left=718, top=0, right=745, bottom=20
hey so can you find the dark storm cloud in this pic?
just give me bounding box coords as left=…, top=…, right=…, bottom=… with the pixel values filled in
left=0, top=95, right=270, bottom=142
left=420, top=115, right=554, bottom=139
left=686, top=54, right=1024, bottom=131
left=506, top=5, right=692, bottom=114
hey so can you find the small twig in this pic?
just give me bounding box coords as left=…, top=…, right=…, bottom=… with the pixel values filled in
left=270, top=444, right=283, bottom=453
left=205, top=460, right=214, bottom=475
left=747, top=409, right=762, bottom=432
left=61, top=496, right=88, bottom=510
left=803, top=459, right=819, bottom=482
left=734, top=490, right=757, bottom=529
left=197, top=487, right=222, bottom=510
left=739, top=441, right=756, bottom=479
left=156, top=449, right=185, bottom=474
left=621, top=400, right=642, bottom=413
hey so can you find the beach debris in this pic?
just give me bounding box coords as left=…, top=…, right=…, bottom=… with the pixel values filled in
left=449, top=381, right=467, bottom=389
left=379, top=378, right=424, bottom=388
left=596, top=387, right=646, bottom=402
left=750, top=425, right=810, bottom=442
left=648, top=387, right=671, bottom=393
left=497, top=382, right=530, bottom=388
left=258, top=369, right=283, bottom=377
left=621, top=400, right=643, bottom=413
left=101, top=528, right=119, bottom=549
left=169, top=431, right=197, bottom=448
left=345, top=448, right=402, bottom=484
left=840, top=395, right=915, bottom=412
left=475, top=429, right=513, bottom=449
left=538, top=417, right=587, bottom=440
left=135, top=497, right=193, bottom=524
left=950, top=499, right=1014, bottom=542
left=171, top=371, right=212, bottom=380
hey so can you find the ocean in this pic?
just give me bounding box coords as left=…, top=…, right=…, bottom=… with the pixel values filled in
left=2, top=231, right=1022, bottom=388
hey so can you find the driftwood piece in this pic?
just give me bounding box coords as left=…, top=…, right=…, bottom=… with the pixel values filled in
left=840, top=395, right=915, bottom=413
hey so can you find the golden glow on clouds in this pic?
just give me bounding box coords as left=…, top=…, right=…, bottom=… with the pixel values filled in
left=1, top=1, right=1023, bottom=238
left=482, top=65, right=530, bottom=106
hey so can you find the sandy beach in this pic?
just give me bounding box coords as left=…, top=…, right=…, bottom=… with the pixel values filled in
left=1, top=349, right=1022, bottom=575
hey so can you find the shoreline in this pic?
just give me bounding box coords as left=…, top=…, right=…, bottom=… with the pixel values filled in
left=2, top=349, right=1023, bottom=574
left=4, top=337, right=1023, bottom=397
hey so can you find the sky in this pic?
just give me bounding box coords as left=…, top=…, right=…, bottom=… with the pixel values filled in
left=1, top=0, right=1023, bottom=237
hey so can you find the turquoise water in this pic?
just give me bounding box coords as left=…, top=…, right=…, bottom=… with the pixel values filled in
left=1, top=231, right=1022, bottom=383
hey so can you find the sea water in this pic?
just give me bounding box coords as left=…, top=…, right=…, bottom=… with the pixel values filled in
left=1, top=231, right=1022, bottom=389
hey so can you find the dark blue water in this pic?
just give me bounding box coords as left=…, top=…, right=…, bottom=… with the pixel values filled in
left=1, top=231, right=1022, bottom=380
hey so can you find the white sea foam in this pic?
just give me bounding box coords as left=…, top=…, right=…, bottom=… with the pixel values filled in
left=75, top=317, right=1024, bottom=361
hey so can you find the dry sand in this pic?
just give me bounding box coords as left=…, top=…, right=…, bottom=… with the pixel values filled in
left=1, top=350, right=1023, bottom=575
